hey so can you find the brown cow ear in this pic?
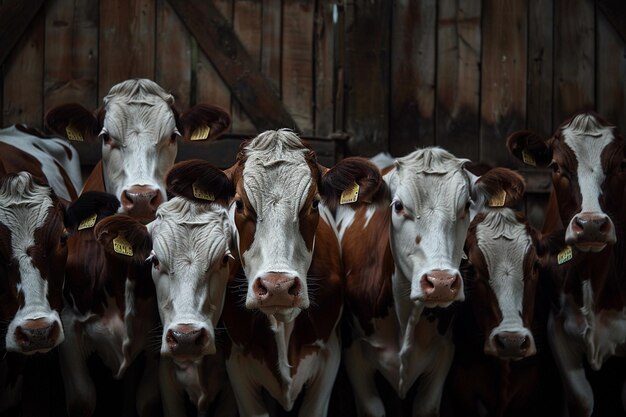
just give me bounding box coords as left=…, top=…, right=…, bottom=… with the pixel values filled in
left=473, top=167, right=526, bottom=209
left=94, top=215, right=152, bottom=264
left=506, top=130, right=552, bottom=167
left=179, top=104, right=231, bottom=143
left=45, top=104, right=100, bottom=143
left=166, top=160, right=234, bottom=205
left=319, top=157, right=386, bottom=209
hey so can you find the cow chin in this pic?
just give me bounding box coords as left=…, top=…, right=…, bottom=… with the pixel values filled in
left=260, top=306, right=302, bottom=323
left=573, top=241, right=608, bottom=253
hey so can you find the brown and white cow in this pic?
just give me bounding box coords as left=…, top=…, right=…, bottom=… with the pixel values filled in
left=335, top=149, right=525, bottom=416
left=44, top=78, right=231, bottom=416
left=508, top=112, right=626, bottom=416
left=443, top=170, right=563, bottom=416
left=0, top=134, right=118, bottom=414
left=93, top=162, right=237, bottom=417
left=176, top=129, right=381, bottom=416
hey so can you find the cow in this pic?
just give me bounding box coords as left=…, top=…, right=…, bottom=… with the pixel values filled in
left=335, top=148, right=526, bottom=417
left=174, top=129, right=382, bottom=416
left=507, top=111, right=626, bottom=417
left=44, top=78, right=232, bottom=416
left=443, top=169, right=563, bottom=417
left=92, top=161, right=237, bottom=417
left=0, top=132, right=118, bottom=415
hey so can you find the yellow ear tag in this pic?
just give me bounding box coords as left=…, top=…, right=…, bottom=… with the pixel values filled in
left=192, top=183, right=215, bottom=201
left=65, top=123, right=84, bottom=142
left=340, top=183, right=360, bottom=205
left=113, top=235, right=134, bottom=257
left=78, top=213, right=97, bottom=230
left=190, top=125, right=211, bottom=141
left=522, top=149, right=536, bottom=166
left=557, top=246, right=573, bottom=265
left=488, top=190, right=507, bottom=207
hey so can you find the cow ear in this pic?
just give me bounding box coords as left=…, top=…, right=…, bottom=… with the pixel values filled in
left=64, top=192, right=121, bottom=232
left=472, top=167, right=525, bottom=209
left=166, top=160, right=234, bottom=205
left=179, top=104, right=231, bottom=143
left=319, top=157, right=385, bottom=209
left=506, top=130, right=552, bottom=167
left=45, top=104, right=100, bottom=143
left=94, top=215, right=152, bottom=264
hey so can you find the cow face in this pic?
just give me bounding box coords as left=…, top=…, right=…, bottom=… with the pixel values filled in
left=508, top=113, right=625, bottom=252
left=46, top=79, right=231, bottom=221
left=0, top=173, right=119, bottom=354
left=225, top=130, right=381, bottom=323
left=95, top=165, right=235, bottom=361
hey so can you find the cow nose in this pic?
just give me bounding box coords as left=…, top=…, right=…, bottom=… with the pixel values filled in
left=573, top=214, right=610, bottom=235
left=420, top=270, right=462, bottom=303
left=15, top=319, right=61, bottom=352
left=569, top=212, right=615, bottom=249
left=120, top=185, right=163, bottom=218
left=165, top=325, right=209, bottom=356
left=493, top=331, right=534, bottom=359
left=253, top=273, right=301, bottom=307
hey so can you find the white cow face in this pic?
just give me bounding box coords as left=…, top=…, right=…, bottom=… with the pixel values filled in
left=385, top=148, right=471, bottom=308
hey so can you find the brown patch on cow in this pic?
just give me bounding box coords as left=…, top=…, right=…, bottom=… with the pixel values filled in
left=54, top=160, right=78, bottom=201
left=0, top=143, right=46, bottom=184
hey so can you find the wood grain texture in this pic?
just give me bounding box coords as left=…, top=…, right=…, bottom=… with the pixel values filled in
left=480, top=0, right=527, bottom=167
left=436, top=0, right=481, bottom=162
left=156, top=0, right=192, bottom=109
left=44, top=0, right=98, bottom=114
left=314, top=0, right=335, bottom=137
left=261, top=0, right=281, bottom=91
left=3, top=10, right=44, bottom=127
left=527, top=0, right=554, bottom=139
left=553, top=0, right=594, bottom=124
left=169, top=0, right=299, bottom=132
left=99, top=0, right=156, bottom=100
left=0, top=0, right=45, bottom=66
left=390, top=0, right=436, bottom=157
left=597, top=0, right=626, bottom=44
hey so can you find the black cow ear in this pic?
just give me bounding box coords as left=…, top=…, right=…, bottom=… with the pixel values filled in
left=64, top=192, right=120, bottom=232
left=166, top=160, right=234, bottom=205
left=94, top=215, right=152, bottom=264
left=319, top=157, right=385, bottom=209
left=507, top=130, right=553, bottom=167
left=45, top=104, right=100, bottom=143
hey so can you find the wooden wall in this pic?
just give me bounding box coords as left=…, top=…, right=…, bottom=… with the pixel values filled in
left=1, top=0, right=625, bottom=224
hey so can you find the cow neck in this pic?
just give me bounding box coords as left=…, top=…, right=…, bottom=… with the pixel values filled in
left=397, top=302, right=423, bottom=395
left=269, top=315, right=295, bottom=387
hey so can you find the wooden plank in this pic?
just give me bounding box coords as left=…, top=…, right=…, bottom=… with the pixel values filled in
left=169, top=0, right=299, bottom=132
left=314, top=0, right=335, bottom=137
left=597, top=7, right=626, bottom=134
left=333, top=1, right=346, bottom=134
left=527, top=0, right=554, bottom=138
left=3, top=10, right=44, bottom=127
left=390, top=0, right=436, bottom=157
left=553, top=0, right=594, bottom=124
left=344, top=0, right=391, bottom=156
left=261, top=0, right=281, bottom=90
left=597, top=0, right=626, bottom=44
left=232, top=0, right=262, bottom=133
left=99, top=0, right=156, bottom=100
left=194, top=0, right=232, bottom=113
left=436, top=0, right=481, bottom=162
left=156, top=0, right=192, bottom=108
left=0, top=0, right=45, bottom=67
left=283, top=0, right=315, bottom=135
left=44, top=0, right=99, bottom=115
left=480, top=0, right=527, bottom=167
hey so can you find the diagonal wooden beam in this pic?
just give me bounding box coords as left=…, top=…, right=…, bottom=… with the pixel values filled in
left=0, top=0, right=45, bottom=66
left=168, top=0, right=300, bottom=133
left=597, top=0, right=626, bottom=44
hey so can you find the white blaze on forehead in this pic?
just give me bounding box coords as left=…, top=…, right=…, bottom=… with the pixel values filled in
left=562, top=114, right=614, bottom=214
left=476, top=209, right=531, bottom=331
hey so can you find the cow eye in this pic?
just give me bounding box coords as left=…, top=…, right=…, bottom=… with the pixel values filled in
left=147, top=251, right=160, bottom=270
left=235, top=199, right=243, bottom=211
left=393, top=200, right=404, bottom=212
left=169, top=129, right=181, bottom=144
left=550, top=161, right=560, bottom=174
left=60, top=230, right=70, bottom=246
left=100, top=131, right=112, bottom=145
left=312, top=198, right=320, bottom=210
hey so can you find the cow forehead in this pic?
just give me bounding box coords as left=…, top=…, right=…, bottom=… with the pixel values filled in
left=559, top=114, right=615, bottom=167
left=475, top=210, right=531, bottom=270
left=103, top=99, right=176, bottom=146
left=0, top=174, right=54, bottom=238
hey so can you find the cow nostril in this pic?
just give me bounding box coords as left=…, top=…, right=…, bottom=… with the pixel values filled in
left=520, top=336, right=530, bottom=351
left=15, top=326, right=29, bottom=345
left=288, top=279, right=301, bottom=297
left=599, top=218, right=610, bottom=233
left=195, top=329, right=208, bottom=346
left=495, top=334, right=506, bottom=351
left=254, top=279, right=268, bottom=297
left=166, top=329, right=178, bottom=346
left=121, top=190, right=134, bottom=208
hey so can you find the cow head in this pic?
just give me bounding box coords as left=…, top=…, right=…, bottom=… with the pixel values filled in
left=0, top=172, right=119, bottom=354
left=508, top=112, right=625, bottom=252
left=94, top=163, right=235, bottom=361
left=464, top=170, right=544, bottom=359
left=228, top=130, right=381, bottom=323
left=46, top=78, right=231, bottom=221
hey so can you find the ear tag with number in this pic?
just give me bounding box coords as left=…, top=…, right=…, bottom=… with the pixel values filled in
left=340, top=183, right=360, bottom=205
left=522, top=149, right=536, bottom=166
left=557, top=246, right=573, bottom=265
left=113, top=235, right=134, bottom=257
left=190, top=125, right=211, bottom=141
left=192, top=183, right=215, bottom=201
left=78, top=213, right=97, bottom=230
left=66, top=123, right=84, bottom=142
left=488, top=190, right=507, bottom=207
